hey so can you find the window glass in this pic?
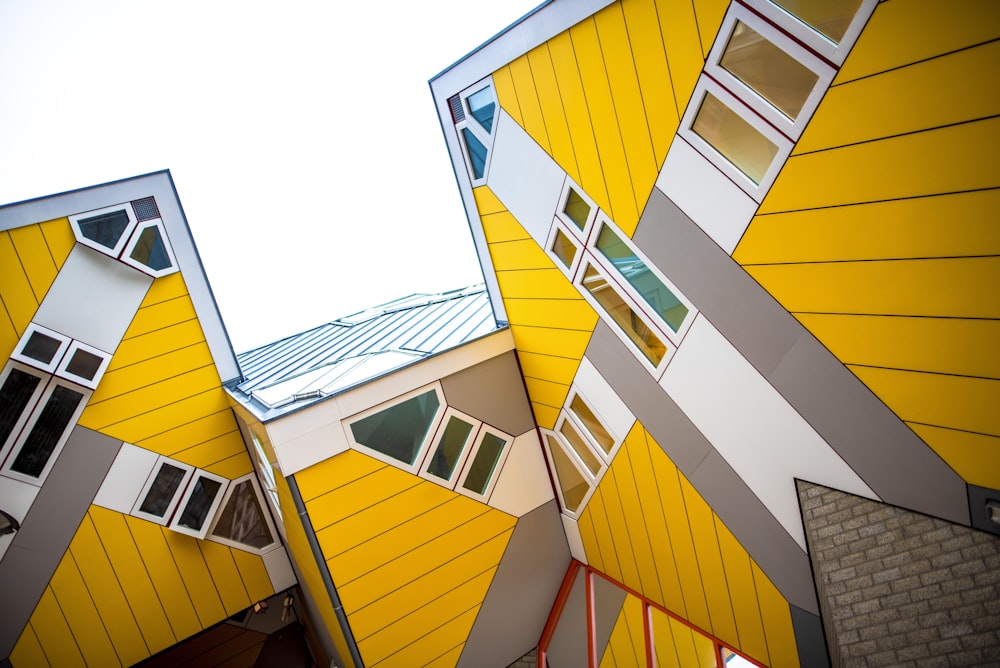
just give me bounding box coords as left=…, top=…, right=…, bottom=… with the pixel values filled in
left=581, top=264, right=667, bottom=366
left=770, top=0, right=863, bottom=43
left=138, top=463, right=188, bottom=517
left=595, top=225, right=689, bottom=334
left=211, top=480, right=274, bottom=549
left=720, top=21, right=819, bottom=120
left=462, top=128, right=488, bottom=180
left=130, top=225, right=172, bottom=271
left=9, top=385, right=84, bottom=478
left=563, top=189, right=591, bottom=230
left=551, top=229, right=578, bottom=269
left=177, top=476, right=224, bottom=531
left=569, top=394, right=614, bottom=455
left=21, top=331, right=62, bottom=366
left=546, top=434, right=590, bottom=512
left=0, top=369, right=42, bottom=446
left=351, top=390, right=441, bottom=465
left=77, top=210, right=131, bottom=250
left=466, top=87, right=496, bottom=134
left=64, top=348, right=104, bottom=381
left=692, top=92, right=779, bottom=185
left=559, top=419, right=601, bottom=476
left=426, top=415, right=474, bottom=481
left=462, top=432, right=506, bottom=495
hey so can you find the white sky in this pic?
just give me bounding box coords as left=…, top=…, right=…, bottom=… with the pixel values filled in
left=0, top=0, right=539, bottom=351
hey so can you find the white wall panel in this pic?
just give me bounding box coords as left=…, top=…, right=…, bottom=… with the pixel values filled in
left=33, top=245, right=152, bottom=352
left=573, top=358, right=636, bottom=443
left=560, top=513, right=588, bottom=563
left=660, top=316, right=878, bottom=549
left=273, top=421, right=350, bottom=478
left=490, top=431, right=555, bottom=517
left=92, top=442, right=157, bottom=514
left=263, top=546, right=297, bottom=592
left=655, top=138, right=758, bottom=255
left=0, top=477, right=41, bottom=561
left=486, top=111, right=565, bottom=247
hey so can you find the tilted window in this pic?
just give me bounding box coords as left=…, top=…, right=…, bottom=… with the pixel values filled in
left=349, top=387, right=444, bottom=469
left=132, top=457, right=194, bottom=525
left=69, top=198, right=179, bottom=277
left=449, top=80, right=498, bottom=185
left=208, top=475, right=278, bottom=553
left=170, top=470, right=229, bottom=539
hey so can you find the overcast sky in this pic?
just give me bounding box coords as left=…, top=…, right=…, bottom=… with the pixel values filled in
left=0, top=0, right=539, bottom=350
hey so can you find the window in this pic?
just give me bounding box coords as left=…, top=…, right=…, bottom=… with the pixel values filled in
left=449, top=80, right=498, bottom=185
left=542, top=431, right=593, bottom=515
left=764, top=0, right=876, bottom=64
left=208, top=475, right=278, bottom=553
left=170, top=470, right=229, bottom=539
left=69, top=198, right=179, bottom=277
left=249, top=429, right=280, bottom=516
left=131, top=456, right=194, bottom=524
left=423, top=410, right=477, bottom=484
left=349, top=387, right=444, bottom=469
left=11, top=324, right=70, bottom=374
left=458, top=427, right=510, bottom=499
left=568, top=393, right=614, bottom=457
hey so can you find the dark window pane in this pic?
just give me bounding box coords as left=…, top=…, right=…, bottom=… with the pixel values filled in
left=351, top=390, right=441, bottom=465
left=0, top=369, right=42, bottom=446
left=462, top=432, right=506, bottom=495
left=78, top=210, right=130, bottom=249
left=138, top=463, right=187, bottom=516
left=65, top=349, right=103, bottom=381
left=130, top=226, right=172, bottom=271
left=177, top=476, right=223, bottom=531
left=427, top=416, right=474, bottom=481
left=21, top=331, right=62, bottom=365
left=462, top=128, right=488, bottom=179
left=10, top=385, right=84, bottom=478
left=211, top=480, right=273, bottom=548
left=467, top=87, right=495, bottom=133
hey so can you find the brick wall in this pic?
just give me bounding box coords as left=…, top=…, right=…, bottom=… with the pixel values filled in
left=507, top=648, right=537, bottom=667
left=798, top=481, right=1000, bottom=667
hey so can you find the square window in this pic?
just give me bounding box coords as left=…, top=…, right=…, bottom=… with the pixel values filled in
left=170, top=471, right=229, bottom=538
left=549, top=227, right=579, bottom=273
left=567, top=392, right=615, bottom=458
left=693, top=92, right=779, bottom=185
left=132, top=457, right=194, bottom=525
left=12, top=324, right=71, bottom=374
left=56, top=341, right=111, bottom=389
left=555, top=178, right=598, bottom=238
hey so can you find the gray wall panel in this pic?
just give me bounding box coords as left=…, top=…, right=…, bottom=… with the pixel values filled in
left=0, top=426, right=122, bottom=658
left=458, top=500, right=570, bottom=668
left=544, top=568, right=588, bottom=667
left=791, top=605, right=832, bottom=668
left=633, top=188, right=969, bottom=525
left=441, top=350, right=535, bottom=436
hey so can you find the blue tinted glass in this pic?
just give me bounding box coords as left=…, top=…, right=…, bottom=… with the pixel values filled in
left=78, top=210, right=130, bottom=249
left=467, top=88, right=495, bottom=133
left=462, top=128, right=488, bottom=180
left=131, top=226, right=172, bottom=271
left=595, top=225, right=689, bottom=333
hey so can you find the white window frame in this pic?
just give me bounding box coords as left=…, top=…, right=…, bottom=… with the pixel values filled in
left=11, top=324, right=71, bottom=374
left=344, top=383, right=447, bottom=474
left=541, top=428, right=598, bottom=519
left=249, top=429, right=281, bottom=517
left=453, top=423, right=512, bottom=502
left=554, top=413, right=605, bottom=479
left=207, top=474, right=279, bottom=555
left=759, top=0, right=878, bottom=65
left=679, top=76, right=794, bottom=201
left=564, top=388, right=622, bottom=465
left=418, top=406, right=479, bottom=486
left=0, top=375, right=91, bottom=486
left=453, top=78, right=497, bottom=186
left=131, top=456, right=195, bottom=525
left=169, top=470, right=230, bottom=539
left=69, top=203, right=138, bottom=257
left=705, top=4, right=835, bottom=140
left=545, top=222, right=584, bottom=280
left=555, top=176, right=600, bottom=241
left=119, top=218, right=179, bottom=278
left=0, top=362, right=50, bottom=466
left=55, top=339, right=112, bottom=389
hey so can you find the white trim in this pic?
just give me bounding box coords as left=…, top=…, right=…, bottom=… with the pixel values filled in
left=540, top=429, right=596, bottom=519
left=755, top=0, right=879, bottom=65
left=68, top=202, right=137, bottom=257
left=131, top=456, right=195, bottom=525
left=544, top=222, right=583, bottom=280
left=207, top=474, right=280, bottom=555
left=454, top=77, right=497, bottom=186
left=0, top=363, right=50, bottom=469
left=11, top=324, right=71, bottom=374
left=55, top=339, right=112, bottom=389
left=555, top=176, right=599, bottom=242
left=418, top=406, right=479, bottom=486
left=120, top=218, right=179, bottom=278
left=564, top=388, right=622, bottom=464
left=169, top=470, right=230, bottom=539
left=554, top=413, right=605, bottom=478
left=455, top=423, right=513, bottom=501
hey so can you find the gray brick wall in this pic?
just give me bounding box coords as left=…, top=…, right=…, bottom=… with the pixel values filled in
left=507, top=647, right=537, bottom=667
left=798, top=481, right=1000, bottom=667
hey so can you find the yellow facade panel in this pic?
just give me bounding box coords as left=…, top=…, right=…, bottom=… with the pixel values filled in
left=138, top=409, right=240, bottom=460
left=599, top=466, right=643, bottom=594
left=651, top=609, right=681, bottom=668
left=91, top=343, right=216, bottom=404
left=496, top=268, right=582, bottom=300
left=488, top=238, right=555, bottom=272
left=795, top=314, right=1000, bottom=380
left=532, top=401, right=561, bottom=431
left=30, top=587, right=86, bottom=667
left=576, top=510, right=605, bottom=573
left=735, top=189, right=1000, bottom=265
left=172, top=428, right=246, bottom=467
left=622, top=0, right=679, bottom=162
left=613, top=437, right=666, bottom=606
left=529, top=43, right=581, bottom=184
left=910, top=424, right=1000, bottom=490
left=199, top=540, right=252, bottom=615
left=49, top=555, right=120, bottom=667
left=424, top=644, right=465, bottom=668
left=692, top=0, right=729, bottom=58
left=492, top=64, right=523, bottom=127
left=508, top=53, right=551, bottom=154
left=752, top=561, right=801, bottom=668
left=0, top=231, right=38, bottom=338
left=0, top=311, right=17, bottom=361
left=306, top=464, right=422, bottom=533
left=505, top=297, right=600, bottom=332
left=124, top=517, right=202, bottom=643
left=88, top=506, right=176, bottom=654
left=852, top=366, right=1000, bottom=437
left=370, top=607, right=480, bottom=668
left=93, top=389, right=233, bottom=446
left=798, top=40, right=1000, bottom=154
left=760, top=116, right=1000, bottom=214
left=125, top=295, right=198, bottom=338
left=10, top=224, right=59, bottom=305
left=600, top=594, right=643, bottom=667
left=548, top=30, right=612, bottom=215
left=357, top=569, right=494, bottom=665
left=204, top=450, right=254, bottom=479
left=510, top=327, right=592, bottom=366
left=472, top=185, right=507, bottom=217
left=572, top=15, right=639, bottom=229
left=523, top=375, right=570, bottom=411
left=656, top=0, right=707, bottom=117
left=163, top=530, right=227, bottom=628
left=295, top=449, right=388, bottom=502
left=10, top=624, right=49, bottom=668
left=715, top=518, right=769, bottom=665
left=582, top=487, right=623, bottom=584
left=481, top=211, right=530, bottom=244
left=835, top=0, right=1000, bottom=84
left=109, top=320, right=206, bottom=369
left=745, top=257, right=1000, bottom=319
left=231, top=548, right=277, bottom=605
left=38, top=217, right=76, bottom=271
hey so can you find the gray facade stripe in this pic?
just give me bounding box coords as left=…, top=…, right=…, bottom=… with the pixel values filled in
left=440, top=351, right=536, bottom=437
left=585, top=321, right=819, bottom=614
left=790, top=604, right=832, bottom=668
left=632, top=188, right=969, bottom=525
left=0, top=426, right=122, bottom=659
left=457, top=499, right=570, bottom=668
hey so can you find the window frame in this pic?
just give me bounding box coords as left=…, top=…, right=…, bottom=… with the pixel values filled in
left=119, top=218, right=179, bottom=278
left=545, top=222, right=584, bottom=279
left=540, top=428, right=597, bottom=519
left=418, top=406, right=479, bottom=486
left=564, top=388, right=621, bottom=464
left=206, top=473, right=279, bottom=555
left=249, top=428, right=281, bottom=517
left=453, top=423, right=512, bottom=501
left=131, top=456, right=195, bottom=525
left=705, top=4, right=835, bottom=140
left=11, top=323, right=71, bottom=374
left=555, top=177, right=599, bottom=240
left=0, top=362, right=50, bottom=466
left=169, top=470, right=230, bottom=539
left=69, top=203, right=138, bottom=257
left=762, top=0, right=878, bottom=65
left=453, top=79, right=497, bottom=186
left=55, top=339, right=112, bottom=389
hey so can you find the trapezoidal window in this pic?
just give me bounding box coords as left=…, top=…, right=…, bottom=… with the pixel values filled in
left=450, top=80, right=497, bottom=185
left=132, top=457, right=194, bottom=525
left=348, top=386, right=444, bottom=469
left=70, top=205, right=137, bottom=257
left=69, top=198, right=179, bottom=278
left=423, top=410, right=476, bottom=484
left=170, top=470, right=229, bottom=539
left=121, top=220, right=178, bottom=277
left=458, top=427, right=509, bottom=498
left=209, top=475, right=277, bottom=553
left=543, top=431, right=592, bottom=515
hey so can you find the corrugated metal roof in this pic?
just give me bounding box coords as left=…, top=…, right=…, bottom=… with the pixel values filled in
left=231, top=285, right=497, bottom=419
